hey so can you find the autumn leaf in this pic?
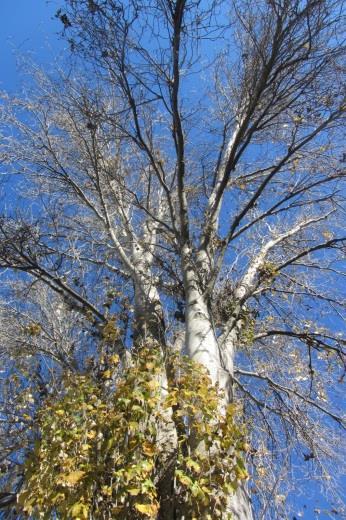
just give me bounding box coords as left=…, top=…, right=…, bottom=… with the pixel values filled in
left=176, top=470, right=193, bottom=488
left=69, top=501, right=89, bottom=519
left=142, top=441, right=156, bottom=457
left=146, top=380, right=159, bottom=391
left=128, top=488, right=141, bottom=496
left=185, top=458, right=201, bottom=473
left=134, top=502, right=159, bottom=517
left=58, top=470, right=86, bottom=486
left=101, top=485, right=112, bottom=496
left=109, top=354, right=120, bottom=365
left=102, top=369, right=112, bottom=379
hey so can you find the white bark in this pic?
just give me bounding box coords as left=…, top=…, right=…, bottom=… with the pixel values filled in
left=186, top=306, right=254, bottom=519
left=183, top=248, right=254, bottom=519
left=228, top=487, right=254, bottom=520
left=132, top=225, right=164, bottom=342
left=222, top=335, right=254, bottom=520
left=183, top=245, right=221, bottom=383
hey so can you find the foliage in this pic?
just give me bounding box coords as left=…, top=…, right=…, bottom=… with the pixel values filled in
left=257, top=262, right=279, bottom=282
left=239, top=317, right=255, bottom=347
left=23, top=323, right=42, bottom=337
left=101, top=317, right=121, bottom=343
left=18, top=345, right=247, bottom=519
left=166, top=352, right=248, bottom=519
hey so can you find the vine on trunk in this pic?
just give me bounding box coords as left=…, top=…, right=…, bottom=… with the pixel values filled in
left=18, top=344, right=248, bottom=519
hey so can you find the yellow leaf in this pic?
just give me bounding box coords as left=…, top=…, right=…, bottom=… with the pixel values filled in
left=51, top=492, right=66, bottom=505
left=101, top=485, right=112, bottom=496
left=185, top=458, right=201, bottom=473
left=146, top=380, right=159, bottom=391
left=69, top=501, right=89, bottom=519
left=128, top=488, right=141, bottom=496
left=134, top=503, right=159, bottom=517
left=141, top=460, right=154, bottom=473
left=128, top=421, right=139, bottom=432
left=142, top=442, right=156, bottom=457
left=55, top=409, right=65, bottom=416
left=176, top=471, right=193, bottom=487
left=102, top=369, right=112, bottom=379
left=58, top=470, right=86, bottom=486
left=109, top=354, right=120, bottom=365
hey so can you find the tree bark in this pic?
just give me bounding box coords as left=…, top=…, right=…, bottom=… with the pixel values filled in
left=132, top=232, right=165, bottom=344
left=183, top=249, right=254, bottom=519
left=132, top=244, right=179, bottom=519
left=132, top=241, right=253, bottom=519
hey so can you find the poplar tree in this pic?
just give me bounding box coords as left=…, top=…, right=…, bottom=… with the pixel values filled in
left=0, top=0, right=345, bottom=518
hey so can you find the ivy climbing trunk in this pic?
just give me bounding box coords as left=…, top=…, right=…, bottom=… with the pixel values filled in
left=133, top=278, right=164, bottom=343
left=132, top=242, right=178, bottom=520
left=131, top=241, right=254, bottom=519
left=183, top=249, right=254, bottom=520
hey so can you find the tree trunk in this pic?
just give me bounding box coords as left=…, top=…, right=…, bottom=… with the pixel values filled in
left=183, top=246, right=221, bottom=383
left=132, top=252, right=178, bottom=519
left=132, top=244, right=253, bottom=519
left=222, top=335, right=254, bottom=520
left=133, top=279, right=178, bottom=519
left=132, top=235, right=165, bottom=344
left=183, top=250, right=254, bottom=519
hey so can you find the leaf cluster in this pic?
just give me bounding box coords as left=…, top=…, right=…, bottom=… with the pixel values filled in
left=18, top=346, right=247, bottom=519
left=166, top=352, right=248, bottom=519
left=258, top=262, right=279, bottom=282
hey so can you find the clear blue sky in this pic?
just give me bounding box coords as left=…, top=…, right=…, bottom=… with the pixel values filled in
left=0, top=0, right=62, bottom=92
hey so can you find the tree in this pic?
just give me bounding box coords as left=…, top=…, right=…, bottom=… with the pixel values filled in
left=0, top=0, right=345, bottom=517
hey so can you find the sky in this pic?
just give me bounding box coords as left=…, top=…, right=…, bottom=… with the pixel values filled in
left=0, top=2, right=344, bottom=519
left=0, top=0, right=63, bottom=92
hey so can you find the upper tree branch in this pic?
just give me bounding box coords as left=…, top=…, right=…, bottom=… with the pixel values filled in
left=170, top=0, right=189, bottom=243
